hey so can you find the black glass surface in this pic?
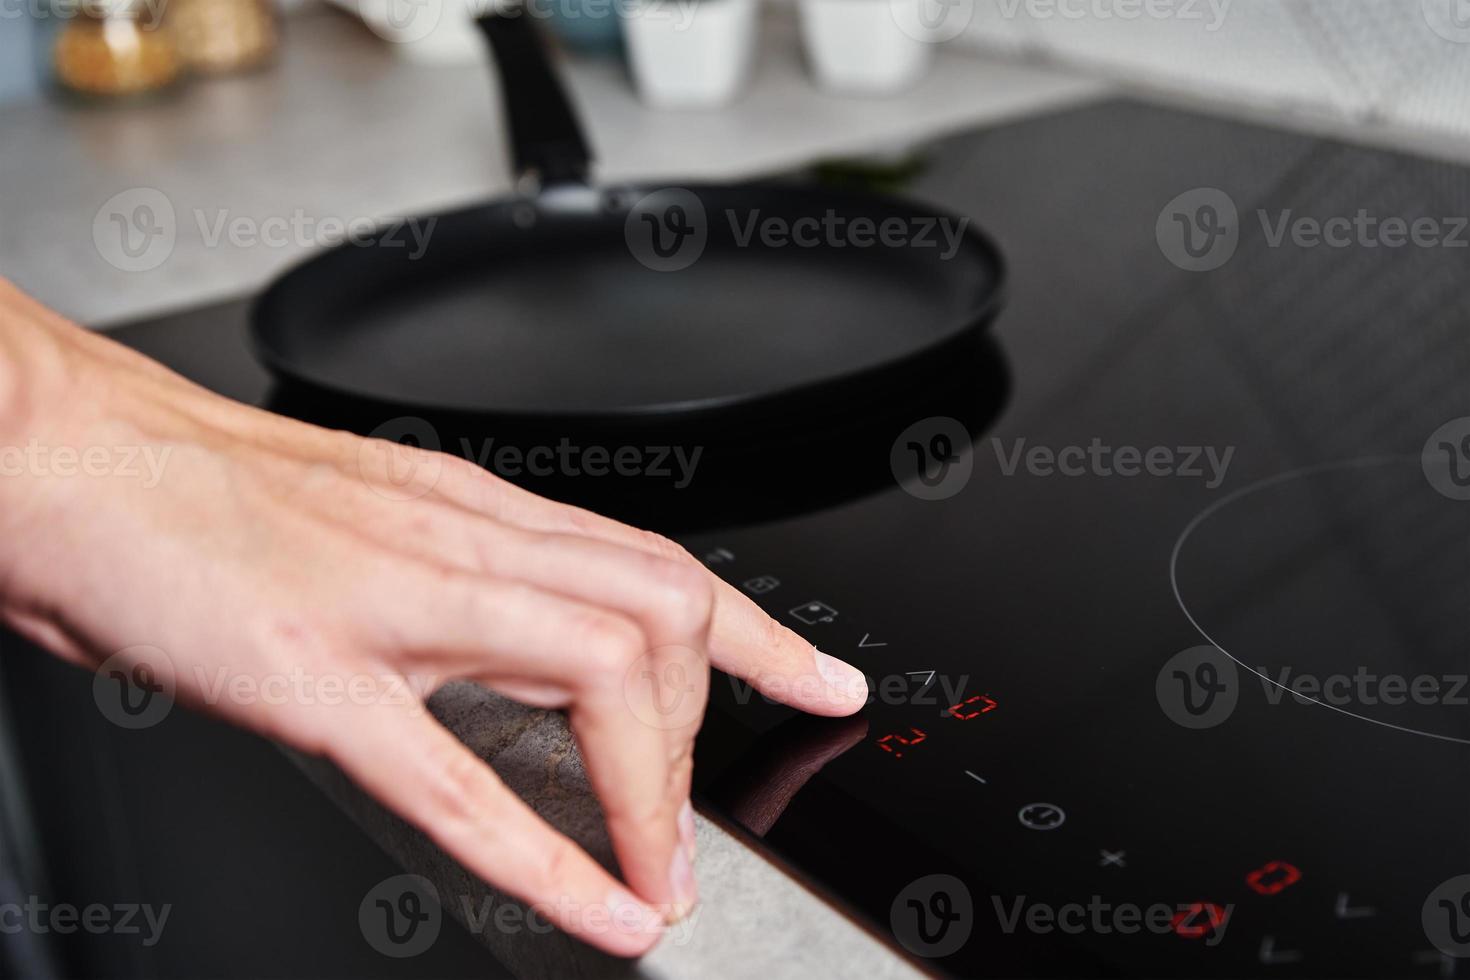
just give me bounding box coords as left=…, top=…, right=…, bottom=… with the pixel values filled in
left=678, top=101, right=1470, bottom=978
left=108, top=98, right=1470, bottom=979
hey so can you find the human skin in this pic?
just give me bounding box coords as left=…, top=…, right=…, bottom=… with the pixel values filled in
left=0, top=278, right=868, bottom=957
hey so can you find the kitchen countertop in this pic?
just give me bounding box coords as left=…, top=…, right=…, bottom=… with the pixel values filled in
left=0, top=6, right=1107, bottom=329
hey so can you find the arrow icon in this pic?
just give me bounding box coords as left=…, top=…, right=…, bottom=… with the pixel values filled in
left=858, top=633, right=887, bottom=648
left=1334, top=892, right=1375, bottom=919
left=1258, top=936, right=1302, bottom=965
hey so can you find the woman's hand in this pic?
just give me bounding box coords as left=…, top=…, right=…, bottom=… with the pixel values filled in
left=0, top=279, right=868, bottom=956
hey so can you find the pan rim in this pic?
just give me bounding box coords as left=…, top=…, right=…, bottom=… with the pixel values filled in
left=249, top=181, right=1008, bottom=422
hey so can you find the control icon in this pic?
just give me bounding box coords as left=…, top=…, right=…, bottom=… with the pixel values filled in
left=1246, top=860, right=1302, bottom=896
left=1099, top=850, right=1126, bottom=868
left=742, top=575, right=780, bottom=595
left=890, top=873, right=973, bottom=958
left=947, top=694, right=997, bottom=720
left=876, top=728, right=927, bottom=758
left=1335, top=892, right=1375, bottom=919
left=704, top=547, right=735, bottom=564
left=1258, top=936, right=1302, bottom=965
left=1017, top=802, right=1065, bottom=831
left=789, top=601, right=838, bottom=625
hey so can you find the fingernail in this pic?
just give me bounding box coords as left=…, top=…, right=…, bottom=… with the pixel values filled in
left=814, top=651, right=868, bottom=706
left=668, top=843, right=698, bottom=921
left=678, top=799, right=697, bottom=862
left=606, top=887, right=665, bottom=954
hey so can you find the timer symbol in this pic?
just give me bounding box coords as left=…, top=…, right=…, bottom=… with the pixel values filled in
left=1018, top=802, right=1066, bottom=831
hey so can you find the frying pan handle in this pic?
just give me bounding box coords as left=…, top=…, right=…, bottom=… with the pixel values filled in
left=477, top=10, right=594, bottom=189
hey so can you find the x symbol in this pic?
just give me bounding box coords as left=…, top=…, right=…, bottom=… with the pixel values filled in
left=1099, top=850, right=1126, bottom=868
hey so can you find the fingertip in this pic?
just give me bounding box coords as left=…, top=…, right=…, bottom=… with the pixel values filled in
left=596, top=888, right=668, bottom=958
left=812, top=651, right=870, bottom=715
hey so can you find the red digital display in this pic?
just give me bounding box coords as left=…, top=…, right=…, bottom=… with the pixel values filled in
left=1171, top=903, right=1228, bottom=940
left=876, top=728, right=928, bottom=758
left=947, top=694, right=998, bottom=720
left=1245, top=860, right=1302, bottom=896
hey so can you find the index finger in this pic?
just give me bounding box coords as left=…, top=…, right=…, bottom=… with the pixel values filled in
left=429, top=469, right=869, bottom=716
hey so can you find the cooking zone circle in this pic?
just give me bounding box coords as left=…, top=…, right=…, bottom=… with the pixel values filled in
left=1170, top=455, right=1470, bottom=745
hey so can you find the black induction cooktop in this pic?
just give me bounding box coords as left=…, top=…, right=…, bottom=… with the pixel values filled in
left=108, top=98, right=1470, bottom=979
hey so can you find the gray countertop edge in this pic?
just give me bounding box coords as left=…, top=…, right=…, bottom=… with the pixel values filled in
left=286, top=681, right=928, bottom=980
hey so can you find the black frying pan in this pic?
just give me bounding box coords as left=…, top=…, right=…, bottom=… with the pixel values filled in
left=251, top=10, right=1005, bottom=432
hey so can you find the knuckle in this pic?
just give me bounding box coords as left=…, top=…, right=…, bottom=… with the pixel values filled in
left=641, top=557, right=714, bottom=641
left=636, top=528, right=694, bottom=565
left=525, top=837, right=577, bottom=897
left=423, top=741, right=492, bottom=833
left=570, top=611, right=647, bottom=679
